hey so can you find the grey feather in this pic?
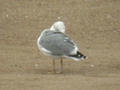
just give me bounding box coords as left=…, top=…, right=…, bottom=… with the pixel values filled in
left=38, top=30, right=76, bottom=56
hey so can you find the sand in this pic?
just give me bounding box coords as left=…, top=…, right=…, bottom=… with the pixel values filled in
left=0, top=0, right=120, bottom=90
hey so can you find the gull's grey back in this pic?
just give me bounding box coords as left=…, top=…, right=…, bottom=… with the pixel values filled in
left=39, top=30, right=76, bottom=56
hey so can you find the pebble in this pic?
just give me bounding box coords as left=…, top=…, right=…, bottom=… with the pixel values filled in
left=90, top=64, right=95, bottom=67
left=57, top=16, right=61, bottom=19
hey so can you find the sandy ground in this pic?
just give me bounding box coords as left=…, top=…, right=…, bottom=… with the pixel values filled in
left=0, top=0, right=120, bottom=90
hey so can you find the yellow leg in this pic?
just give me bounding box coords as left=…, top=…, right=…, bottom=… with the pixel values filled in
left=60, top=57, right=64, bottom=73
left=53, top=59, right=56, bottom=73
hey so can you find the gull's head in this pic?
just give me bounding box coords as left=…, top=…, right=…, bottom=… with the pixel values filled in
left=50, top=21, right=65, bottom=33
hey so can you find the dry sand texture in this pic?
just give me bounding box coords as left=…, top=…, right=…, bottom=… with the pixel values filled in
left=0, top=0, right=120, bottom=90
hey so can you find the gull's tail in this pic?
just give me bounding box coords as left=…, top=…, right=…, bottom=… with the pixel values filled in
left=67, top=51, right=87, bottom=61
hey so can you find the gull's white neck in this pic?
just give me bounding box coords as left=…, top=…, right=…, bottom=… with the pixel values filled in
left=50, top=25, right=55, bottom=31
left=50, top=21, right=65, bottom=33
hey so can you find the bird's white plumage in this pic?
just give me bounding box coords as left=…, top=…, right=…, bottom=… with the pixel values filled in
left=50, top=21, right=65, bottom=33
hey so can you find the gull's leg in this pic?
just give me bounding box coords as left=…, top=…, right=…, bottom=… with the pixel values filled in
left=60, top=57, right=64, bottom=73
left=53, top=59, right=56, bottom=73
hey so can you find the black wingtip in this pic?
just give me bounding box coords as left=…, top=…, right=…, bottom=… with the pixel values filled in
left=83, top=55, right=87, bottom=59
left=68, top=51, right=87, bottom=60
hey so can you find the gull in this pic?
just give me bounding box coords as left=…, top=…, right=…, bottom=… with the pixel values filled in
left=37, top=21, right=87, bottom=73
